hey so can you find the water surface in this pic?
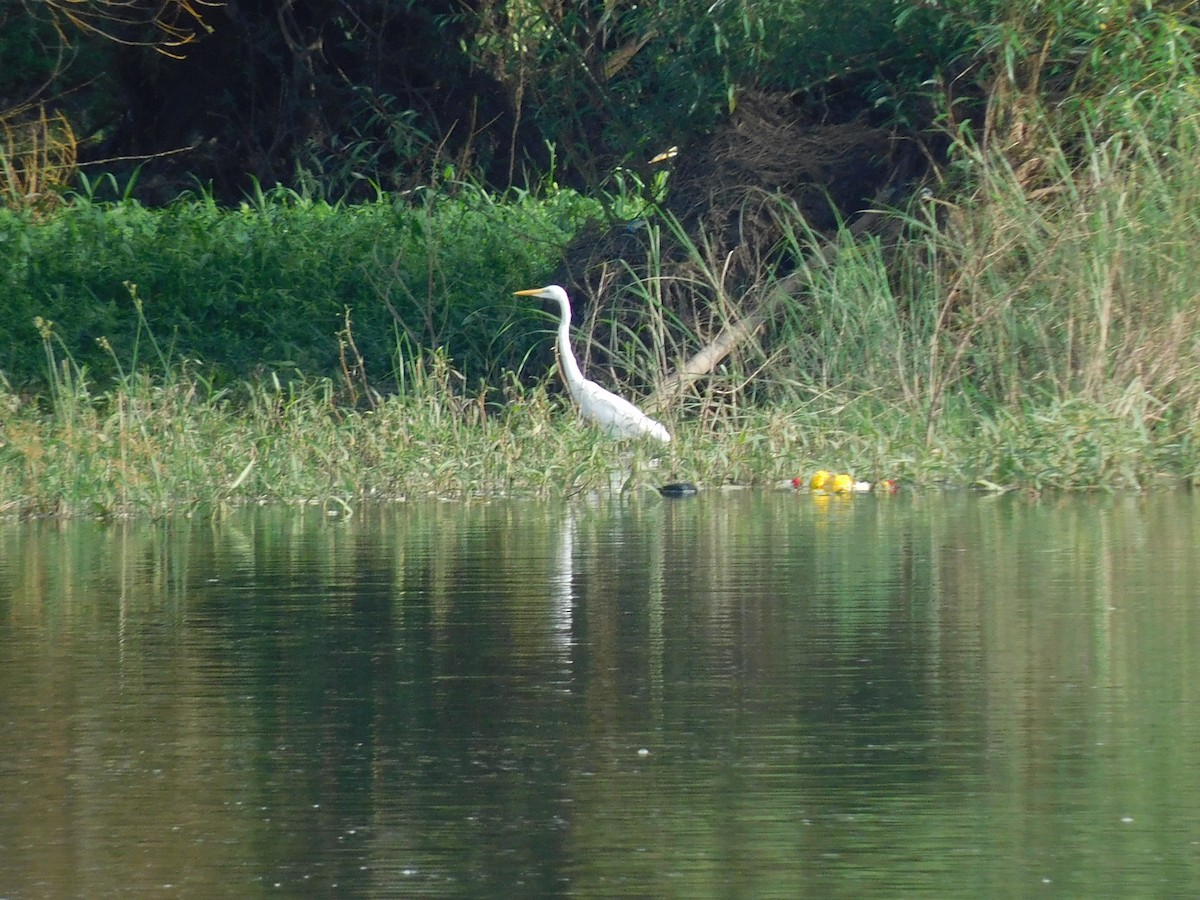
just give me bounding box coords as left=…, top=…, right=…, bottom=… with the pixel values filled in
left=1, top=492, right=1198, bottom=896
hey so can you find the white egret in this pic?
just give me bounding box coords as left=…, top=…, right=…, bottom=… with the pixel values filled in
left=515, top=285, right=671, bottom=443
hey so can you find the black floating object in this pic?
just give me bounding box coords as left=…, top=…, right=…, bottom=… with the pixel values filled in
left=658, top=482, right=699, bottom=498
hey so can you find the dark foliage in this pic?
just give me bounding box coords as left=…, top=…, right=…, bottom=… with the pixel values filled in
left=88, top=1, right=534, bottom=203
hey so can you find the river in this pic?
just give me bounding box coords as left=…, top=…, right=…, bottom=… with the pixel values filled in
left=1, top=491, right=1198, bottom=896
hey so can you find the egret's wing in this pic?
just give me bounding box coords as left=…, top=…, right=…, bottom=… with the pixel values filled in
left=579, top=381, right=671, bottom=442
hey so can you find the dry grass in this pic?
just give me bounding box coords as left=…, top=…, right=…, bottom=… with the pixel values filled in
left=1, top=105, right=77, bottom=213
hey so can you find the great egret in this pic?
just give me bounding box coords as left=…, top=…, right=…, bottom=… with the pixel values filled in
left=515, top=284, right=671, bottom=443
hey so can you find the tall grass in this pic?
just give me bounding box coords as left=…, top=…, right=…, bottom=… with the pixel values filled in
left=1, top=105, right=76, bottom=212
left=567, top=112, right=1200, bottom=492
left=0, top=318, right=696, bottom=517
left=3, top=280, right=945, bottom=517
left=786, top=123, right=1198, bottom=417
left=918, top=113, right=1200, bottom=490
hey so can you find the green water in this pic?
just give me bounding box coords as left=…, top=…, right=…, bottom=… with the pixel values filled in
left=1, top=492, right=1198, bottom=896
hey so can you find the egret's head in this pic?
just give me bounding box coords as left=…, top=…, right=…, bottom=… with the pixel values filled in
left=514, top=285, right=568, bottom=305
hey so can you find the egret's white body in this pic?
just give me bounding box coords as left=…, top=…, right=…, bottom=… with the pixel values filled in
left=515, top=285, right=671, bottom=443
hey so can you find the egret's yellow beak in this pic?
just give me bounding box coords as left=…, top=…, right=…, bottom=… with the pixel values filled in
left=513, top=288, right=543, bottom=297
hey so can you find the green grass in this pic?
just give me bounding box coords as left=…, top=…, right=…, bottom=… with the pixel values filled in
left=0, top=339, right=1186, bottom=519
left=0, top=179, right=597, bottom=390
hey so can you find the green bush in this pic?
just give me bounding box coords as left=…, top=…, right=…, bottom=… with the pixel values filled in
left=0, top=183, right=599, bottom=389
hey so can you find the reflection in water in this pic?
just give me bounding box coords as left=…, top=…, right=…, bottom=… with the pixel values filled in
left=552, top=509, right=575, bottom=655
left=1, top=493, right=1199, bottom=896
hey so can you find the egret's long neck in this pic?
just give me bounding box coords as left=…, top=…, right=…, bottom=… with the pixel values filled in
left=554, top=292, right=587, bottom=400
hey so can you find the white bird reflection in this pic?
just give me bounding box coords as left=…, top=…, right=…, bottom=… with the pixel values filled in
left=550, top=508, right=577, bottom=653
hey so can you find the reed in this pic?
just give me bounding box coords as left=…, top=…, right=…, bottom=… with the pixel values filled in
left=572, top=110, right=1200, bottom=493
left=0, top=105, right=76, bottom=212
left=0, top=328, right=686, bottom=516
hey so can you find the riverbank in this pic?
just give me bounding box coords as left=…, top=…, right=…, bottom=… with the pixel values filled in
left=6, top=111, right=1200, bottom=516
left=0, top=353, right=1189, bottom=519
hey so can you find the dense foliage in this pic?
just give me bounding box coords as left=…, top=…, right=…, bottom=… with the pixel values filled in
left=0, top=2, right=1044, bottom=201
left=4, top=2, right=1198, bottom=204
left=0, top=183, right=595, bottom=387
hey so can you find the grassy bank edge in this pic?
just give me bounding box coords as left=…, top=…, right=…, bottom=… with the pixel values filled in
left=1, top=356, right=1192, bottom=520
